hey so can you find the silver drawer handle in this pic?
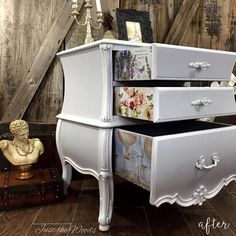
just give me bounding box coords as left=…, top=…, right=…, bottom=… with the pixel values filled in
left=196, top=153, right=220, bottom=170
left=189, top=62, right=211, bottom=70
left=191, top=97, right=212, bottom=106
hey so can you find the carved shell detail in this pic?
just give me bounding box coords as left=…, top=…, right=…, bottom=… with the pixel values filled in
left=193, top=185, right=208, bottom=206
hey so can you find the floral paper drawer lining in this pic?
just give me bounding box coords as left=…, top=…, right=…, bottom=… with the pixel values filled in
left=114, top=48, right=152, bottom=81
left=115, top=87, right=154, bottom=121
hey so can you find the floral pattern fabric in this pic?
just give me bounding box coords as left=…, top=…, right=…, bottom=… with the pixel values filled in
left=115, top=87, right=154, bottom=121
left=114, top=48, right=151, bottom=80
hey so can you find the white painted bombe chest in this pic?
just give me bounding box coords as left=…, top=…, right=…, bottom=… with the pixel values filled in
left=56, top=39, right=236, bottom=231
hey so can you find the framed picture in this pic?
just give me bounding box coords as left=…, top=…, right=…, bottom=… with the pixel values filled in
left=116, top=9, right=153, bottom=43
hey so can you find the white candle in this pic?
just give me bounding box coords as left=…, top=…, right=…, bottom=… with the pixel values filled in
left=96, top=0, right=102, bottom=12
left=72, top=0, right=78, bottom=9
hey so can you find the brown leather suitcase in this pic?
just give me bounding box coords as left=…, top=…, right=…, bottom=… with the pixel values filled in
left=0, top=167, right=64, bottom=210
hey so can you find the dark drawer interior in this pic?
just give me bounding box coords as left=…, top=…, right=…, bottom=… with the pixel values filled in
left=117, top=120, right=228, bottom=137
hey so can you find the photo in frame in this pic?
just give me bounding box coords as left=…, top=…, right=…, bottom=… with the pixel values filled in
left=116, top=8, right=153, bottom=43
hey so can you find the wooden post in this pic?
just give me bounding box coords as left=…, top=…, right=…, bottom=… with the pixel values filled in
left=1, top=0, right=84, bottom=122
left=164, top=0, right=200, bottom=45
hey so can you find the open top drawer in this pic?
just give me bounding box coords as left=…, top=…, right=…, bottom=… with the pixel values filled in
left=114, top=121, right=236, bottom=207
left=152, top=43, right=236, bottom=81
left=114, top=44, right=236, bottom=81
left=114, top=87, right=236, bottom=122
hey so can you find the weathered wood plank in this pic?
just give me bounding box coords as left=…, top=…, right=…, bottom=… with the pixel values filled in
left=164, top=0, right=200, bottom=44
left=208, top=188, right=236, bottom=233
left=22, top=0, right=65, bottom=123
left=155, top=1, right=177, bottom=42
left=0, top=0, right=65, bottom=122
left=0, top=207, right=41, bottom=236
left=180, top=208, right=235, bottom=235
left=33, top=180, right=83, bottom=223
left=23, top=52, right=64, bottom=123
left=146, top=204, right=193, bottom=236
left=199, top=0, right=236, bottom=50
left=0, top=0, right=78, bottom=122
left=224, top=0, right=236, bottom=53
left=102, top=0, right=120, bottom=12
left=120, top=0, right=137, bottom=9
left=147, top=4, right=157, bottom=42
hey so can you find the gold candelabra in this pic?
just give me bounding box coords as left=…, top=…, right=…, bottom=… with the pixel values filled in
left=71, top=0, right=103, bottom=44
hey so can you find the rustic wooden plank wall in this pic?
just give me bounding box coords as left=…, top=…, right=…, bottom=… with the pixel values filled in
left=182, top=0, right=236, bottom=51
left=120, top=0, right=236, bottom=51
left=1, top=0, right=76, bottom=123
left=0, top=0, right=236, bottom=124
left=0, top=0, right=65, bottom=123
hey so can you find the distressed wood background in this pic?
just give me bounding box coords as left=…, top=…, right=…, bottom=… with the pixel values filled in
left=0, top=0, right=236, bottom=124
left=0, top=0, right=65, bottom=123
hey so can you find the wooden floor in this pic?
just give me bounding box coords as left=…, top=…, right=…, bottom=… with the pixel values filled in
left=1, top=174, right=236, bottom=236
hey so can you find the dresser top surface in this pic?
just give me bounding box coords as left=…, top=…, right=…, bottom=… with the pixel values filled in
left=57, top=39, right=150, bottom=57
left=57, top=39, right=236, bottom=58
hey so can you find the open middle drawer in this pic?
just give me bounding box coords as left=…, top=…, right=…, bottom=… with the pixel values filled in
left=114, top=120, right=236, bottom=207
left=114, top=87, right=236, bottom=122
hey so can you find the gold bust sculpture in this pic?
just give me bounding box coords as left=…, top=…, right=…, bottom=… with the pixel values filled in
left=0, top=119, right=44, bottom=179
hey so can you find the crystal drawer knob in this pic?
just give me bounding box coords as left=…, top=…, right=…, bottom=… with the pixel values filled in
left=191, top=98, right=212, bottom=106
left=189, top=62, right=211, bottom=70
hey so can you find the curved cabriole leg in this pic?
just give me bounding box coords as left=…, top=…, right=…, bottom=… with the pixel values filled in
left=97, top=128, right=114, bottom=231
left=62, top=162, right=72, bottom=195
left=98, top=170, right=114, bottom=231
left=56, top=119, right=72, bottom=195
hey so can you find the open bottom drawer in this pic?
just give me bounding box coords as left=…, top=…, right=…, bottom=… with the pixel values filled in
left=114, top=121, right=236, bottom=207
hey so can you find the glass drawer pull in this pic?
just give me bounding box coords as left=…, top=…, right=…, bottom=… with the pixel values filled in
left=191, top=98, right=212, bottom=106
left=196, top=153, right=220, bottom=170
left=189, top=62, right=211, bottom=70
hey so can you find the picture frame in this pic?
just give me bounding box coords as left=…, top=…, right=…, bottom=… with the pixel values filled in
left=116, top=8, right=153, bottom=43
